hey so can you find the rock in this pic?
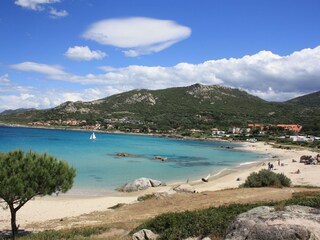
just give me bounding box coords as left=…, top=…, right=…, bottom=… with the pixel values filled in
left=149, top=179, right=165, bottom=187
left=225, top=205, right=320, bottom=240
left=132, top=229, right=159, bottom=240
left=154, top=156, right=167, bottom=161
left=173, top=183, right=196, bottom=193
left=118, top=178, right=165, bottom=192
left=300, top=155, right=314, bottom=164
left=116, top=152, right=130, bottom=157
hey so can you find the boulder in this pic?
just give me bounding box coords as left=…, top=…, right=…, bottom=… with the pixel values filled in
left=118, top=178, right=165, bottom=192
left=149, top=179, right=165, bottom=187
left=115, top=152, right=130, bottom=157
left=225, top=205, right=320, bottom=240
left=154, top=156, right=167, bottom=161
left=173, top=183, right=196, bottom=193
left=300, top=155, right=314, bottom=164
left=132, top=229, right=159, bottom=240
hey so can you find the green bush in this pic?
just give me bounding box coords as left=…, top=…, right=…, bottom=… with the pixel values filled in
left=19, top=226, right=108, bottom=240
left=242, top=169, right=291, bottom=188
left=133, top=204, right=260, bottom=240
left=132, top=194, right=320, bottom=240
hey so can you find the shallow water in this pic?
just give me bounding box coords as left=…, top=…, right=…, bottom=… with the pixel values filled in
left=0, top=126, right=266, bottom=195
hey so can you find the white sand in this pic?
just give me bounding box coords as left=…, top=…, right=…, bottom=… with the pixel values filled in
left=1, top=141, right=319, bottom=231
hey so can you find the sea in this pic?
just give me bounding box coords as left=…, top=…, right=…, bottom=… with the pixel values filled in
left=0, top=126, right=266, bottom=195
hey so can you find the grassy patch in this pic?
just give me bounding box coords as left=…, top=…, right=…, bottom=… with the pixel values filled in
left=133, top=192, right=320, bottom=240
left=18, top=226, right=109, bottom=240
left=137, top=194, right=156, bottom=202
left=108, top=203, right=126, bottom=209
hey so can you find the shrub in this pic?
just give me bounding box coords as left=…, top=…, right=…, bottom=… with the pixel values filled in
left=132, top=194, right=320, bottom=240
left=137, top=193, right=156, bottom=202
left=242, top=169, right=291, bottom=188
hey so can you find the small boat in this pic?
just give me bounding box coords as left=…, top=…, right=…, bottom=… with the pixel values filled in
left=90, top=132, right=96, bottom=140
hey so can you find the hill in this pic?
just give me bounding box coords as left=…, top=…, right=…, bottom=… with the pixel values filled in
left=286, top=90, right=320, bottom=108
left=0, top=108, right=36, bottom=116
left=0, top=84, right=319, bottom=132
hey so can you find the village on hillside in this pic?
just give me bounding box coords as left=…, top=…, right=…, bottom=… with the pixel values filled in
left=27, top=118, right=320, bottom=144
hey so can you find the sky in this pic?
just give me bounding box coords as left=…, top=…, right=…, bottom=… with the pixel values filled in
left=1, top=0, right=320, bottom=112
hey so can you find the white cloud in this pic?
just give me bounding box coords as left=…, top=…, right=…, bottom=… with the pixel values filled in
left=0, top=74, right=11, bottom=86
left=15, top=0, right=68, bottom=19
left=15, top=0, right=60, bottom=11
left=65, top=46, right=106, bottom=61
left=11, top=62, right=66, bottom=76
left=0, top=84, right=121, bottom=112
left=9, top=46, right=320, bottom=105
left=49, top=7, right=68, bottom=18
left=83, top=17, right=191, bottom=57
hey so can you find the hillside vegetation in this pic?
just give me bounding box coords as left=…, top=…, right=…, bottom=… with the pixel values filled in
left=1, top=84, right=319, bottom=133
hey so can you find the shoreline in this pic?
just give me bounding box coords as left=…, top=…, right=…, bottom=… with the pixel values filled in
left=1, top=127, right=320, bottom=231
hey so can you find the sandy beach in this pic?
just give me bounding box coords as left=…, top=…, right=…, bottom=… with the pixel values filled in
left=1, top=141, right=319, bottom=232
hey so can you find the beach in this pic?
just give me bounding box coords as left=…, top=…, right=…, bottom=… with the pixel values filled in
left=1, top=140, right=319, bottom=232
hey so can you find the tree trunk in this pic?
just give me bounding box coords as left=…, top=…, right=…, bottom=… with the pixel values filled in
left=9, top=204, right=18, bottom=240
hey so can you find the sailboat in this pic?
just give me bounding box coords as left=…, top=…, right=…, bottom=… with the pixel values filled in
left=90, top=132, right=96, bottom=140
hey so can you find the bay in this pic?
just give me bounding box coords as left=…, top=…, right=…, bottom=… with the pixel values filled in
left=0, top=126, right=266, bottom=195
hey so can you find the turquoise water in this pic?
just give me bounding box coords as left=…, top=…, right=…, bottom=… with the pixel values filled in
left=0, top=126, right=266, bottom=195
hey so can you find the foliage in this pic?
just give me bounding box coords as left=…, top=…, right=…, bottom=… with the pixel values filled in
left=137, top=193, right=156, bottom=202
left=133, top=193, right=320, bottom=240
left=18, top=226, right=108, bottom=240
left=242, top=169, right=291, bottom=188
left=1, top=85, right=319, bottom=134
left=108, top=203, right=126, bottom=209
left=0, top=150, right=76, bottom=238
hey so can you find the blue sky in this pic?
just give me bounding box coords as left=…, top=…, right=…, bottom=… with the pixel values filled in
left=1, top=0, right=320, bottom=112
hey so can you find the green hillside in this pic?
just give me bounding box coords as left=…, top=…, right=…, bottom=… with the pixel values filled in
left=1, top=84, right=319, bottom=133
left=286, top=90, right=320, bottom=108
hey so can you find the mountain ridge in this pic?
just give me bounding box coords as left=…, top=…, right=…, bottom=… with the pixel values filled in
left=0, top=84, right=319, bottom=133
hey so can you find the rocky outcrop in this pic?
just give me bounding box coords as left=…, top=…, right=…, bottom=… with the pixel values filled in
left=154, top=156, right=167, bottom=161
left=125, top=93, right=157, bottom=106
left=300, top=154, right=320, bottom=165
left=225, top=205, right=320, bottom=240
left=117, top=178, right=165, bottom=192
left=132, top=229, right=159, bottom=240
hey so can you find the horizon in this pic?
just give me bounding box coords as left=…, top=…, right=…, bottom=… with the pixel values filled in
left=1, top=0, right=320, bottom=112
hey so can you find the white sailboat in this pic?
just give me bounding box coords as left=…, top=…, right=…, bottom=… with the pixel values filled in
left=90, top=132, right=96, bottom=140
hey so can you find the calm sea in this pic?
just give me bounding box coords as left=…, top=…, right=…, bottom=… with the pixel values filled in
left=0, top=126, right=266, bottom=195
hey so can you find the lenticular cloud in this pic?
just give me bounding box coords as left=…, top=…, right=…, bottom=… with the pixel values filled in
left=82, top=17, right=191, bottom=57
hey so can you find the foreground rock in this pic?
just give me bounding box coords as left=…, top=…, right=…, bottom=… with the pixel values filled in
left=225, top=205, right=320, bottom=240
left=118, top=178, right=165, bottom=192
left=132, top=229, right=159, bottom=240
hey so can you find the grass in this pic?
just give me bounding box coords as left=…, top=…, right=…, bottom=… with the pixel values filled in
left=137, top=194, right=156, bottom=202
left=132, top=192, right=320, bottom=240
left=17, top=226, right=109, bottom=240
left=12, top=190, right=320, bottom=240
left=108, top=203, right=126, bottom=209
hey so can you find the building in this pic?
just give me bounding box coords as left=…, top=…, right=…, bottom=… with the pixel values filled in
left=276, top=124, right=302, bottom=133
left=211, top=128, right=225, bottom=136
left=290, top=135, right=313, bottom=142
